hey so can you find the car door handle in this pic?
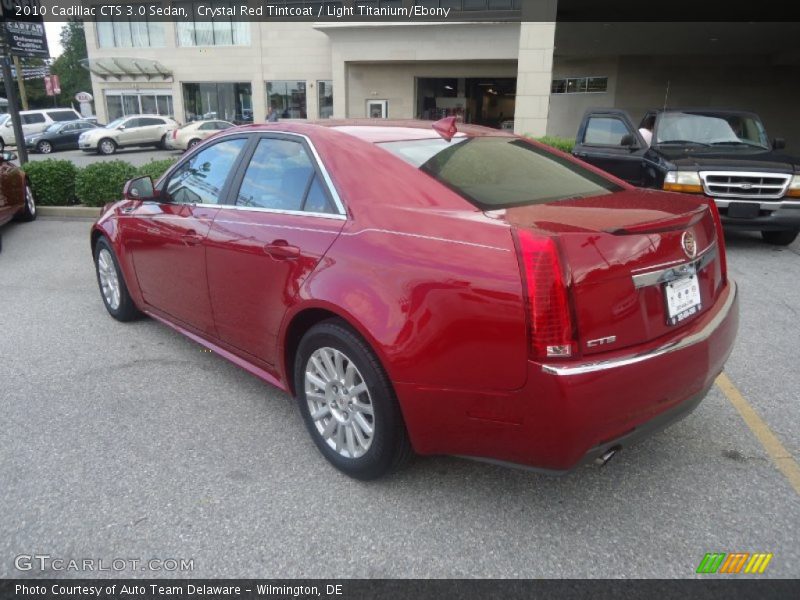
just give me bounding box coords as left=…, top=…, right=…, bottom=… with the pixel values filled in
left=181, top=230, right=204, bottom=246
left=264, top=240, right=300, bottom=259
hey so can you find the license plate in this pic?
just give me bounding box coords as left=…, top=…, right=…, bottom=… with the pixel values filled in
left=726, top=202, right=760, bottom=219
left=664, top=273, right=702, bottom=325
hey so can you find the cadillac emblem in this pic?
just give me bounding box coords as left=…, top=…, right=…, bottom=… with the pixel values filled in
left=682, top=231, right=698, bottom=259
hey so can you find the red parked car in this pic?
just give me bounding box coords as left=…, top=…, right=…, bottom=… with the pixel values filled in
left=0, top=145, right=36, bottom=241
left=91, top=119, right=738, bottom=479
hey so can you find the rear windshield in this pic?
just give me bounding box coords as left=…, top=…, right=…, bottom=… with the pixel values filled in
left=379, top=137, right=620, bottom=210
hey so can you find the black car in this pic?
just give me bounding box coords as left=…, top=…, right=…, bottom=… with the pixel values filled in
left=25, top=120, right=100, bottom=154
left=573, top=108, right=800, bottom=245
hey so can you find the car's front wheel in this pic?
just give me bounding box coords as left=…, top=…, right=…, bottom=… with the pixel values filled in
left=16, top=180, right=36, bottom=222
left=762, top=230, right=799, bottom=246
left=98, top=138, right=117, bottom=155
left=294, top=320, right=412, bottom=480
left=36, top=140, right=53, bottom=154
left=187, top=138, right=201, bottom=150
left=93, top=237, right=140, bottom=321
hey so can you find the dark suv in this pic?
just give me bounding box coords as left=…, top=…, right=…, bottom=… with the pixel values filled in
left=573, top=108, right=800, bottom=245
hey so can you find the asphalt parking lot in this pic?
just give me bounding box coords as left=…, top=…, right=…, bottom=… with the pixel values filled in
left=0, top=218, right=798, bottom=579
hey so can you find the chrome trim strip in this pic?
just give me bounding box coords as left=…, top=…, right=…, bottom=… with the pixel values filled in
left=171, top=129, right=347, bottom=217
left=631, top=242, right=717, bottom=289
left=541, top=280, right=737, bottom=376
left=699, top=170, right=792, bottom=200
left=215, top=204, right=346, bottom=221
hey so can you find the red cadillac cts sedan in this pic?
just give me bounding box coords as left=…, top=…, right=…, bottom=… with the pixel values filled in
left=91, top=119, right=739, bottom=479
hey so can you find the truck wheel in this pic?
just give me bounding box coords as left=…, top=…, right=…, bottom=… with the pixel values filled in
left=761, top=230, right=799, bottom=246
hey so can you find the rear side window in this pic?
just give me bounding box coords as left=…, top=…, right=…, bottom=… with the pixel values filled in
left=22, top=113, right=46, bottom=124
left=583, top=116, right=631, bottom=145
left=234, top=138, right=335, bottom=214
left=380, top=137, right=620, bottom=210
left=47, top=110, right=80, bottom=122
left=166, top=138, right=247, bottom=205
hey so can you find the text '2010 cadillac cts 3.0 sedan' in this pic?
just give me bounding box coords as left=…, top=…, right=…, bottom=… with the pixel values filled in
left=90, top=118, right=739, bottom=480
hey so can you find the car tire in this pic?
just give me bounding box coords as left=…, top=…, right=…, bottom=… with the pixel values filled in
left=98, top=138, right=117, bottom=155
left=187, top=138, right=201, bottom=150
left=761, top=230, right=799, bottom=246
left=158, top=134, right=168, bottom=150
left=294, top=319, right=413, bottom=480
left=16, top=180, right=36, bottom=222
left=36, top=140, right=53, bottom=154
left=93, top=237, right=141, bottom=322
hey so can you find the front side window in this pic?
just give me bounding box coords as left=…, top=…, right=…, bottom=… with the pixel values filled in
left=381, top=137, right=619, bottom=210
left=583, top=117, right=631, bottom=146
left=266, top=81, right=307, bottom=119
left=165, top=138, right=247, bottom=205
left=235, top=138, right=334, bottom=214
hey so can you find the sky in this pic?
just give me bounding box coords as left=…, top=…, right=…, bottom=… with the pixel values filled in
left=44, top=22, right=66, bottom=58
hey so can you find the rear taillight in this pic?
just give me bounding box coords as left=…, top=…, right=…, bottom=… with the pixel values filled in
left=705, top=199, right=728, bottom=284
left=514, top=230, right=577, bottom=360
left=172, top=129, right=178, bottom=139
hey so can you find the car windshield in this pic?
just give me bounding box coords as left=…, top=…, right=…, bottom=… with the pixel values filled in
left=105, top=118, right=126, bottom=129
left=380, top=136, right=620, bottom=210
left=45, top=123, right=63, bottom=133
left=655, top=112, right=770, bottom=148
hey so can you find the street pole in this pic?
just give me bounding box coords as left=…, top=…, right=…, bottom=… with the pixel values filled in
left=0, top=49, right=28, bottom=164
left=11, top=55, right=28, bottom=110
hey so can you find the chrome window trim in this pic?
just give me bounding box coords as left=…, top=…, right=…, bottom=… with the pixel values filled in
left=631, top=241, right=717, bottom=289
left=542, top=280, right=737, bottom=377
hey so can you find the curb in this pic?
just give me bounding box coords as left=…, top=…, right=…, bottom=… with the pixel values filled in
left=39, top=206, right=102, bottom=218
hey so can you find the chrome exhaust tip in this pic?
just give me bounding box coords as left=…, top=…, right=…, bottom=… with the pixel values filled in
left=595, top=447, right=620, bottom=467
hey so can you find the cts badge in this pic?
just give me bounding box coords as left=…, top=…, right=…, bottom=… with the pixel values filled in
left=586, top=335, right=617, bottom=348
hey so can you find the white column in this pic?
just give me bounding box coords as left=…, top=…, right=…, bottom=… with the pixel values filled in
left=514, top=21, right=556, bottom=137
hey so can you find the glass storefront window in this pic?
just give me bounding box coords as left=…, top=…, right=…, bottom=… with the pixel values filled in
left=174, top=2, right=250, bottom=46
left=318, top=81, right=333, bottom=119
left=182, top=82, right=253, bottom=124
left=105, top=91, right=174, bottom=121
left=266, top=81, right=307, bottom=119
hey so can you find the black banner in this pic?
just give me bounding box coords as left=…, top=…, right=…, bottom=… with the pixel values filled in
left=0, top=0, right=50, bottom=58
left=6, top=0, right=800, bottom=23
left=1, top=580, right=799, bottom=600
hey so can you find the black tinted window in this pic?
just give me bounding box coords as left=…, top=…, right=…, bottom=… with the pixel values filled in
left=22, top=113, right=46, bottom=124
left=235, top=138, right=316, bottom=211
left=166, top=138, right=247, bottom=205
left=47, top=110, right=80, bottom=122
left=583, top=117, right=631, bottom=145
left=381, top=137, right=620, bottom=210
left=139, top=117, right=165, bottom=126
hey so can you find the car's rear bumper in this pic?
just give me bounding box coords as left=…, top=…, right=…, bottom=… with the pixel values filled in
left=396, top=279, right=739, bottom=472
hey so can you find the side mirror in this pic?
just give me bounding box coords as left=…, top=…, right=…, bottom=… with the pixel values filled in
left=620, top=133, right=638, bottom=149
left=773, top=137, right=786, bottom=150
left=123, top=176, right=156, bottom=201
left=118, top=125, right=126, bottom=131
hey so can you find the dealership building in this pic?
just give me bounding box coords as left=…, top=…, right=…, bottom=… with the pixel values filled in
left=82, top=2, right=800, bottom=146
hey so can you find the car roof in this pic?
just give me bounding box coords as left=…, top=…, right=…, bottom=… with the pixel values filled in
left=228, top=119, right=512, bottom=143
left=652, top=108, right=759, bottom=117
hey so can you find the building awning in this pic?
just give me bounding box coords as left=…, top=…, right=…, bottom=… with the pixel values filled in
left=80, top=58, right=173, bottom=81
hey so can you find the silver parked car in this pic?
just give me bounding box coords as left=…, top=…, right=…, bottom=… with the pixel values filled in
left=79, top=115, right=178, bottom=155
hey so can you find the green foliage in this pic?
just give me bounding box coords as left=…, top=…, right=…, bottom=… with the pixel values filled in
left=75, top=160, right=138, bottom=207
left=21, top=159, right=78, bottom=206
left=531, top=136, right=576, bottom=153
left=135, top=158, right=177, bottom=182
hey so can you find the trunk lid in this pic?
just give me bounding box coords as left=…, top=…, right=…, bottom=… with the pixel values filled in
left=491, top=189, right=725, bottom=356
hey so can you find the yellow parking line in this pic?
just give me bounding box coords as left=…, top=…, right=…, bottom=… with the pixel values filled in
left=716, top=372, right=800, bottom=496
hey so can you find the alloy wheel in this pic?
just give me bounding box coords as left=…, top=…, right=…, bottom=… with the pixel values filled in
left=38, top=141, right=52, bottom=154
left=97, top=248, right=121, bottom=310
left=25, top=184, right=35, bottom=216
left=305, top=347, right=375, bottom=459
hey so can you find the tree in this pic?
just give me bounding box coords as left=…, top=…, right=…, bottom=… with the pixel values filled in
left=49, top=20, right=92, bottom=110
